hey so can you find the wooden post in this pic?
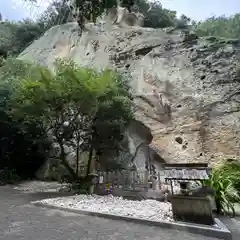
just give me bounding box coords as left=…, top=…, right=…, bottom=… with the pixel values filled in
left=98, top=171, right=103, bottom=189
left=109, top=171, right=112, bottom=185
left=157, top=172, right=161, bottom=190
left=119, top=171, right=124, bottom=189
left=144, top=170, right=149, bottom=190
left=156, top=172, right=161, bottom=190
left=104, top=172, right=107, bottom=184
left=170, top=180, right=174, bottom=195
left=106, top=171, right=109, bottom=184
left=132, top=171, right=136, bottom=190
left=123, top=170, right=128, bottom=190
left=112, top=171, right=115, bottom=189
left=117, top=171, right=121, bottom=188
left=152, top=177, right=157, bottom=190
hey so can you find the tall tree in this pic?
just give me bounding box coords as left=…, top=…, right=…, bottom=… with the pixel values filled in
left=0, top=58, right=50, bottom=180
left=0, top=19, right=45, bottom=56
left=38, top=0, right=72, bottom=29
left=10, top=59, right=133, bottom=179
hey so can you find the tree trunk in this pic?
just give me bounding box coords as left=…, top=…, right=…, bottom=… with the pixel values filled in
left=76, top=145, right=79, bottom=176
left=215, top=198, right=222, bottom=215
left=86, top=144, right=93, bottom=176
left=76, top=139, right=80, bottom=177
left=59, top=141, right=78, bottom=180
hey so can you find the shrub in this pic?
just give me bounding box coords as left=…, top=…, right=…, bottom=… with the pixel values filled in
left=0, top=168, right=20, bottom=185
left=0, top=58, right=50, bottom=180
left=203, top=160, right=240, bottom=216
left=194, top=14, right=240, bottom=38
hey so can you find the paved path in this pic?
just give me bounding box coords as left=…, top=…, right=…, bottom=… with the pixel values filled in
left=0, top=185, right=237, bottom=240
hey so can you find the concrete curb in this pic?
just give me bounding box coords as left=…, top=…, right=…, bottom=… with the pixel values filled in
left=33, top=202, right=232, bottom=240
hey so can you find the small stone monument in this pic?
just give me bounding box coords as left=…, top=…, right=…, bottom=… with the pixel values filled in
left=88, top=172, right=99, bottom=194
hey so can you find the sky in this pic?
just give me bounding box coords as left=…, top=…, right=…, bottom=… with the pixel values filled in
left=0, top=0, right=240, bottom=21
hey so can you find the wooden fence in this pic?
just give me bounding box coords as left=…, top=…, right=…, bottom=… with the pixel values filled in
left=96, top=170, right=163, bottom=191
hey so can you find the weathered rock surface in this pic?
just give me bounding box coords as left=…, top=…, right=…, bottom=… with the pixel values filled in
left=19, top=22, right=240, bottom=165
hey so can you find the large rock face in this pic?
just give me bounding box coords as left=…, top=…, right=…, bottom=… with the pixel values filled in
left=19, top=22, right=240, bottom=165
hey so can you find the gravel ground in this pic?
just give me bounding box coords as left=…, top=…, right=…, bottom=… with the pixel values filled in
left=13, top=180, right=69, bottom=193
left=0, top=185, right=220, bottom=240
left=14, top=181, right=173, bottom=222
left=34, top=194, right=173, bottom=222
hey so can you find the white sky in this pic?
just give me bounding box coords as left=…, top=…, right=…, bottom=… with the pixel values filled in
left=10, top=0, right=53, bottom=19
left=4, top=0, right=240, bottom=21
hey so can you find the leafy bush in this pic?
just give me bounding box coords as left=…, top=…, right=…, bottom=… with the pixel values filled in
left=0, top=58, right=50, bottom=180
left=0, top=168, right=20, bottom=185
left=194, top=14, right=240, bottom=38
left=203, top=160, right=240, bottom=216
left=71, top=181, right=91, bottom=194
left=9, top=59, right=134, bottom=180
left=0, top=20, right=45, bottom=56
left=219, top=160, right=240, bottom=193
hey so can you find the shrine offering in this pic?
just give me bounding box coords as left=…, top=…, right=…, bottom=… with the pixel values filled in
left=104, top=183, right=113, bottom=195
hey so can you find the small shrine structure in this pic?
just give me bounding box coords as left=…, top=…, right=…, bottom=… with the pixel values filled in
left=163, top=163, right=214, bottom=225
left=163, top=163, right=210, bottom=194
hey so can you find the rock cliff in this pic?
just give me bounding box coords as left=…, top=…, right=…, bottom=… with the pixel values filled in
left=18, top=22, right=240, bottom=165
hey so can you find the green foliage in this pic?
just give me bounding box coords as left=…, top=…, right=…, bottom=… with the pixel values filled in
left=10, top=59, right=134, bottom=176
left=0, top=0, right=190, bottom=57
left=4, top=1, right=240, bottom=59
left=0, top=58, right=41, bottom=81
left=0, top=168, right=20, bottom=185
left=38, top=0, right=72, bottom=29
left=72, top=181, right=91, bottom=194
left=175, top=14, right=191, bottom=29
left=89, top=0, right=117, bottom=22
left=0, top=58, right=50, bottom=180
left=0, top=20, right=45, bottom=56
left=218, top=160, right=240, bottom=193
left=70, top=0, right=178, bottom=29
left=137, top=0, right=178, bottom=28
left=203, top=160, right=240, bottom=216
left=11, top=59, right=133, bottom=126
left=194, top=14, right=240, bottom=38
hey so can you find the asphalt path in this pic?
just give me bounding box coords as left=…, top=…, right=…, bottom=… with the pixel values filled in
left=0, top=185, right=239, bottom=240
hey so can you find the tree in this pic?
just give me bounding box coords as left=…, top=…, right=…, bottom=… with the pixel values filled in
left=10, top=59, right=133, bottom=180
left=194, top=14, right=240, bottom=38
left=12, top=0, right=184, bottom=33
left=23, top=0, right=117, bottom=24
left=175, top=14, right=191, bottom=29
left=0, top=19, right=45, bottom=56
left=86, top=69, right=134, bottom=174
left=0, top=58, right=50, bottom=181
left=38, top=0, right=72, bottom=29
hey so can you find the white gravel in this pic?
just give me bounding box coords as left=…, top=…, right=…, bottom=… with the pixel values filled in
left=34, top=194, right=173, bottom=222
left=13, top=181, right=69, bottom=193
